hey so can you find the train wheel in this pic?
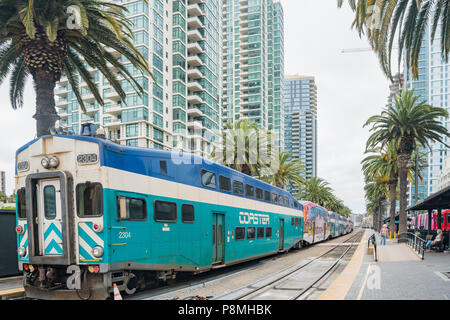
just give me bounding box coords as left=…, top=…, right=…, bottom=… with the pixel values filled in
left=125, top=273, right=137, bottom=295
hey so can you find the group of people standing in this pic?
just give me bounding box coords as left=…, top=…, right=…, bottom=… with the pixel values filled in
left=378, top=224, right=443, bottom=250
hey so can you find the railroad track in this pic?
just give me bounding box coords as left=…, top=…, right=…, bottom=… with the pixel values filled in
left=214, top=231, right=364, bottom=300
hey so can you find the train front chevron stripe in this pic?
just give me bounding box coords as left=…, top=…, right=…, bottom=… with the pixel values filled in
left=44, top=222, right=63, bottom=255
left=78, top=222, right=104, bottom=262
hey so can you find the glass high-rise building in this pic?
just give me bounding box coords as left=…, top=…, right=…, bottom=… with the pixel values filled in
left=55, top=0, right=222, bottom=157
left=404, top=22, right=450, bottom=205
left=283, top=75, right=318, bottom=182
left=222, top=0, right=284, bottom=148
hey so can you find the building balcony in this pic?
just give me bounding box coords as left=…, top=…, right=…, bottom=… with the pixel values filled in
left=187, top=55, right=203, bottom=67
left=187, top=106, right=203, bottom=117
left=187, top=67, right=203, bottom=79
left=104, top=119, right=121, bottom=129
left=104, top=104, right=123, bottom=115
left=56, top=98, right=69, bottom=108
left=187, top=29, right=203, bottom=42
left=187, top=93, right=203, bottom=105
left=187, top=3, right=202, bottom=16
left=187, top=80, right=203, bottom=92
left=104, top=89, right=121, bottom=102
left=187, top=42, right=203, bottom=54
left=187, top=16, right=203, bottom=29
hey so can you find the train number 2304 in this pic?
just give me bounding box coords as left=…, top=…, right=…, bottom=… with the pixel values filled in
left=118, top=231, right=131, bottom=239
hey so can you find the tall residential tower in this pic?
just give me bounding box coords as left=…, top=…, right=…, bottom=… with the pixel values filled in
left=222, top=0, right=285, bottom=148
left=55, top=0, right=222, bottom=157
left=404, top=22, right=450, bottom=205
left=283, top=75, right=318, bottom=181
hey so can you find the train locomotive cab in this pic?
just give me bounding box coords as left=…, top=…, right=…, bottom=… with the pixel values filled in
left=16, top=133, right=109, bottom=300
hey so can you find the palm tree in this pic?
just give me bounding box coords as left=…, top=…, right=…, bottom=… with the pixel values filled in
left=362, top=142, right=426, bottom=234
left=362, top=142, right=398, bottom=233
left=364, top=90, right=450, bottom=235
left=0, top=0, right=151, bottom=136
left=259, top=152, right=306, bottom=189
left=364, top=177, right=389, bottom=231
left=338, top=0, right=450, bottom=78
left=210, top=119, right=275, bottom=176
left=296, top=177, right=334, bottom=207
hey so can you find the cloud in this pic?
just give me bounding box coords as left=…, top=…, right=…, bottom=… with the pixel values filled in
left=281, top=0, right=390, bottom=213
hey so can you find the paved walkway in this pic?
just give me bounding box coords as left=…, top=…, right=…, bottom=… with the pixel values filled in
left=319, top=229, right=450, bottom=300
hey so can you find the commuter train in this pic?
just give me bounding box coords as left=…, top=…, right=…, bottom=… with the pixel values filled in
left=14, top=126, right=353, bottom=299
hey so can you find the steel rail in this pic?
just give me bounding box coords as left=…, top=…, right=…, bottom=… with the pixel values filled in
left=234, top=231, right=363, bottom=300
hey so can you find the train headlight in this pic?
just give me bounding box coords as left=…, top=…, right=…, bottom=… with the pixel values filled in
left=41, top=157, right=50, bottom=169
left=93, top=223, right=103, bottom=233
left=49, top=156, right=59, bottom=168
left=17, top=247, right=27, bottom=257
left=92, top=246, right=104, bottom=258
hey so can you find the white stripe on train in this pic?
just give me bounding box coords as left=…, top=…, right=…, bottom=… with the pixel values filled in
left=103, top=166, right=303, bottom=218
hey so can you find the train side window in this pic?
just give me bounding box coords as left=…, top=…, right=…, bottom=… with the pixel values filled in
left=294, top=201, right=298, bottom=209
left=272, top=193, right=278, bottom=204
left=160, top=161, right=168, bottom=175
left=235, top=227, right=245, bottom=240
left=154, top=200, right=177, bottom=222
left=255, top=188, right=263, bottom=200
left=257, top=227, right=265, bottom=239
left=284, top=197, right=289, bottom=207
left=264, top=191, right=271, bottom=202
left=245, top=184, right=255, bottom=198
left=201, top=169, right=216, bottom=189
left=219, top=175, right=231, bottom=192
left=247, top=227, right=256, bottom=240
left=76, top=183, right=103, bottom=217
left=266, top=227, right=272, bottom=238
left=233, top=181, right=244, bottom=195
left=181, top=204, right=194, bottom=223
left=17, top=188, right=27, bottom=219
left=117, top=196, right=146, bottom=221
left=291, top=217, right=295, bottom=225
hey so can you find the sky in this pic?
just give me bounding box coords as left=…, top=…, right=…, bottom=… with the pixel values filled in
left=0, top=0, right=391, bottom=213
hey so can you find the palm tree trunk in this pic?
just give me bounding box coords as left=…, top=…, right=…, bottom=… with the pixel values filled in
left=32, top=69, right=59, bottom=137
left=397, top=153, right=411, bottom=238
left=388, top=178, right=397, bottom=237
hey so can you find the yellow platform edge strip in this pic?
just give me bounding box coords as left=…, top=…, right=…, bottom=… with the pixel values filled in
left=317, top=230, right=368, bottom=300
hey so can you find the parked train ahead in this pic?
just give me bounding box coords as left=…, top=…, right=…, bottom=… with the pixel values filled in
left=14, top=128, right=353, bottom=299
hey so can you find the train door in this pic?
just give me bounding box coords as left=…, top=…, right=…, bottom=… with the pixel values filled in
left=279, top=219, right=285, bottom=250
left=36, top=179, right=64, bottom=256
left=212, top=213, right=224, bottom=264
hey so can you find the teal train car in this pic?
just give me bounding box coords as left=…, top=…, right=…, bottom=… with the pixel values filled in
left=14, top=129, right=304, bottom=299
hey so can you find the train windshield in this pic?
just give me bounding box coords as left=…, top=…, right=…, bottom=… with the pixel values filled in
left=76, top=183, right=103, bottom=217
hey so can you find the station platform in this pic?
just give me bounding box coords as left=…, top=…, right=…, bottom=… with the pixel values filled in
left=0, top=276, right=24, bottom=300
left=319, top=229, right=450, bottom=300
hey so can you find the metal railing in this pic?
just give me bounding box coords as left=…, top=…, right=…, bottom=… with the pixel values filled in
left=399, top=232, right=426, bottom=260
left=368, top=233, right=377, bottom=262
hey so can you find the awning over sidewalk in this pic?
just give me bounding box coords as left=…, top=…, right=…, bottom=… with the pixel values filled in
left=407, top=184, right=450, bottom=211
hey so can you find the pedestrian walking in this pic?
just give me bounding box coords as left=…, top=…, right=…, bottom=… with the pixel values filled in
left=380, top=224, right=388, bottom=246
